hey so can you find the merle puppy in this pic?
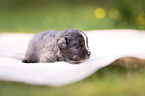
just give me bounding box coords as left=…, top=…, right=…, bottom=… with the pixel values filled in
left=23, top=28, right=91, bottom=64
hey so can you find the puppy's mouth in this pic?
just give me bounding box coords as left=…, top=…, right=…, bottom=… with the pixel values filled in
left=68, top=54, right=90, bottom=64
left=61, top=49, right=91, bottom=64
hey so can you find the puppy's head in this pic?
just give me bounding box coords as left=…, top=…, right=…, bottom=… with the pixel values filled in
left=58, top=28, right=91, bottom=64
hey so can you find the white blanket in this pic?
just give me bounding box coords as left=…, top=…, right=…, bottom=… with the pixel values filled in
left=0, top=29, right=145, bottom=86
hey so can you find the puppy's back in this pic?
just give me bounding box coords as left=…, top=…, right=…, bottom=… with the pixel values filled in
left=23, top=30, right=59, bottom=63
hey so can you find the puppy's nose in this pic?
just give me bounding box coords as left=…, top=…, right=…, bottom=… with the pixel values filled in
left=87, top=51, right=91, bottom=56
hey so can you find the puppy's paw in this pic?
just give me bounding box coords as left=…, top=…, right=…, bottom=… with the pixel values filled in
left=22, top=59, right=28, bottom=63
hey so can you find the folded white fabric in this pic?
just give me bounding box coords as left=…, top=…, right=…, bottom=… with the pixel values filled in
left=0, top=29, right=145, bottom=86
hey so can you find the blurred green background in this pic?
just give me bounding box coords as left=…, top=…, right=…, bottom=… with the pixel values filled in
left=0, top=0, right=144, bottom=33
left=0, top=0, right=145, bottom=96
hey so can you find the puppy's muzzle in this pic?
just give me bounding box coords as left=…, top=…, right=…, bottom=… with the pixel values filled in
left=73, top=50, right=91, bottom=61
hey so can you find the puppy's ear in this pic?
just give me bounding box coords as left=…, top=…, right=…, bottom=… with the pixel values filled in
left=58, top=36, right=68, bottom=49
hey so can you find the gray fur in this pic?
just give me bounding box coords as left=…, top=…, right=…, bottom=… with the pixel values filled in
left=23, top=28, right=91, bottom=64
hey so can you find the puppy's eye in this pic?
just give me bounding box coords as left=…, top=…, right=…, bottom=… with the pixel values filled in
left=72, top=43, right=77, bottom=46
left=79, top=43, right=83, bottom=46
left=72, top=43, right=83, bottom=48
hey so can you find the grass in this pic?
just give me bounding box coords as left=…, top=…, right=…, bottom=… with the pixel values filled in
left=0, top=65, right=145, bottom=96
left=0, top=0, right=145, bottom=33
left=1, top=2, right=142, bottom=33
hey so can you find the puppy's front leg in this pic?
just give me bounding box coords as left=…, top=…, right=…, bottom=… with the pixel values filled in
left=39, top=52, right=55, bottom=63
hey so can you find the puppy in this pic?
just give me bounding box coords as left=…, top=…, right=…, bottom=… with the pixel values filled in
left=23, top=28, right=91, bottom=64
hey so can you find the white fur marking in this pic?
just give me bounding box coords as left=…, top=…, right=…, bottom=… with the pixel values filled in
left=79, top=31, right=89, bottom=50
